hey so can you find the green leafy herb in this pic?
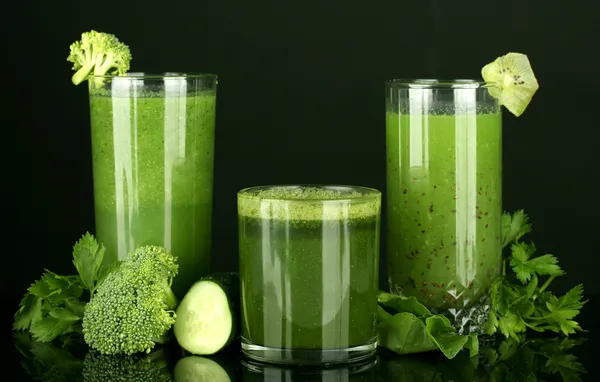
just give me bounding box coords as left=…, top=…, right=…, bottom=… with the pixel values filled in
left=376, top=292, right=478, bottom=359
left=501, top=209, right=532, bottom=248
left=483, top=336, right=587, bottom=382
left=486, top=211, right=587, bottom=342
left=72, top=233, right=107, bottom=297
left=509, top=242, right=564, bottom=283
left=13, top=233, right=112, bottom=342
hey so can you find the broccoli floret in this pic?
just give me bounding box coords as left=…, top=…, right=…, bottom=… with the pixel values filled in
left=67, top=30, right=132, bottom=85
left=82, top=246, right=179, bottom=355
left=82, top=349, right=173, bottom=382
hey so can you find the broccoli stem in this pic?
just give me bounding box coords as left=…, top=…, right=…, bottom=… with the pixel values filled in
left=164, top=286, right=177, bottom=311
left=72, top=63, right=94, bottom=85
left=94, top=53, right=116, bottom=76
left=153, top=332, right=173, bottom=345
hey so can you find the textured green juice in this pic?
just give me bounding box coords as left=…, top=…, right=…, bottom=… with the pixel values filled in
left=386, top=112, right=502, bottom=310
left=89, top=92, right=216, bottom=298
left=238, top=188, right=380, bottom=350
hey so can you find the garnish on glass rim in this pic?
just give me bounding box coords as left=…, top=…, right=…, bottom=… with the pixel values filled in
left=482, top=52, right=539, bottom=116
left=66, top=30, right=132, bottom=85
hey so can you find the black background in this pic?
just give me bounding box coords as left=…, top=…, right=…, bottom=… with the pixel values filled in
left=9, top=0, right=600, bottom=349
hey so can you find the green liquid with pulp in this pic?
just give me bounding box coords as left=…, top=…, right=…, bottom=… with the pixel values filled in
left=386, top=112, right=502, bottom=310
left=239, top=192, right=380, bottom=350
left=90, top=92, right=216, bottom=298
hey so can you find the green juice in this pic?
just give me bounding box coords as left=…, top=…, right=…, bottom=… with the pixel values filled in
left=238, top=188, right=380, bottom=351
left=386, top=112, right=502, bottom=310
left=89, top=91, right=216, bottom=298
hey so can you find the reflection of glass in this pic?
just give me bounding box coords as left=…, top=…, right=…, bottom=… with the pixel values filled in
left=87, top=73, right=217, bottom=298
left=385, top=79, right=502, bottom=333
left=238, top=185, right=381, bottom=365
left=242, top=358, right=377, bottom=381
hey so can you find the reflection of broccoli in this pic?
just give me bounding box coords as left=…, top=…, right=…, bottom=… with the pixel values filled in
left=67, top=30, right=132, bottom=85
left=82, top=349, right=173, bottom=382
left=13, top=332, right=85, bottom=382
left=82, top=246, right=179, bottom=355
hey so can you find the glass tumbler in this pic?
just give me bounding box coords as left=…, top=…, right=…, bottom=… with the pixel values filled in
left=238, top=185, right=381, bottom=365
left=88, top=72, right=217, bottom=299
left=385, top=79, right=502, bottom=334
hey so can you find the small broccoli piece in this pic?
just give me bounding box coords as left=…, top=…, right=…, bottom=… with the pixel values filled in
left=82, top=246, right=179, bottom=355
left=82, top=349, right=173, bottom=382
left=67, top=30, right=132, bottom=85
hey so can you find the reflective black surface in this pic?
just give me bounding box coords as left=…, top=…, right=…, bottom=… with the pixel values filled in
left=10, top=295, right=597, bottom=381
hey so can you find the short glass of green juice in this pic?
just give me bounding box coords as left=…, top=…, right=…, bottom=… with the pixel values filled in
left=87, top=73, right=217, bottom=299
left=385, top=79, right=502, bottom=333
left=238, top=185, right=381, bottom=365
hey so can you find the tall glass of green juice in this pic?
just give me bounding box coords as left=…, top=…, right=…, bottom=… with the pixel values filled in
left=238, top=185, right=381, bottom=365
left=87, top=73, right=217, bottom=299
left=385, top=79, right=502, bottom=333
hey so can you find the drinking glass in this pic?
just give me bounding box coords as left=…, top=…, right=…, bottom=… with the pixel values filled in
left=238, top=185, right=381, bottom=365
left=385, top=79, right=502, bottom=333
left=88, top=72, right=217, bottom=298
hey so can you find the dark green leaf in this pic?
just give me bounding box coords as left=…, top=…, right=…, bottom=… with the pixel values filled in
left=424, top=316, right=474, bottom=359
left=64, top=298, right=86, bottom=318
left=483, top=309, right=499, bottom=335
left=49, top=308, right=82, bottom=322
left=28, top=272, right=84, bottom=305
left=509, top=243, right=564, bottom=283
left=30, top=316, right=78, bottom=343
left=377, top=312, right=438, bottom=355
left=464, top=333, right=479, bottom=358
left=542, top=284, right=587, bottom=336
left=498, top=311, right=527, bottom=340
left=491, top=277, right=520, bottom=315
left=502, top=210, right=531, bottom=248
left=377, top=291, right=431, bottom=317
left=72, top=232, right=105, bottom=292
left=95, top=261, right=120, bottom=291
left=14, top=293, right=43, bottom=331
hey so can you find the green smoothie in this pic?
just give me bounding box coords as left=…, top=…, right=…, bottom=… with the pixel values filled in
left=89, top=89, right=216, bottom=299
left=386, top=112, right=502, bottom=310
left=238, top=187, right=380, bottom=351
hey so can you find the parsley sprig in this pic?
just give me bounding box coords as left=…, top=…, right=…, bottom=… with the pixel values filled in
left=13, top=233, right=113, bottom=342
left=484, top=210, right=587, bottom=340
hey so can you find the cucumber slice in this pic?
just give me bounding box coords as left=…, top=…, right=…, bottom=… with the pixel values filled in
left=174, top=356, right=231, bottom=382
left=174, top=272, right=240, bottom=355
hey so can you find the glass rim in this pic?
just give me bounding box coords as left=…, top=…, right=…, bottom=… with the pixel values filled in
left=237, top=184, right=381, bottom=203
left=88, top=72, right=218, bottom=80
left=385, top=78, right=498, bottom=89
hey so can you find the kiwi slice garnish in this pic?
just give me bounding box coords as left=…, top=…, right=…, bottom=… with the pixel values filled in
left=482, top=52, right=539, bottom=116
